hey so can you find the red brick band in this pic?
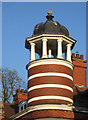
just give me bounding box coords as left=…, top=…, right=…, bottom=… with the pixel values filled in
left=18, top=109, right=74, bottom=120
left=28, top=64, right=72, bottom=77
left=28, top=76, right=73, bottom=88
left=28, top=88, right=73, bottom=99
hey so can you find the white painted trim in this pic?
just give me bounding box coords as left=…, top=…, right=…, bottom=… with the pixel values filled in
left=26, top=34, right=76, bottom=44
left=28, top=84, right=73, bottom=92
left=28, top=72, right=73, bottom=81
left=28, top=60, right=73, bottom=70
left=28, top=96, right=73, bottom=103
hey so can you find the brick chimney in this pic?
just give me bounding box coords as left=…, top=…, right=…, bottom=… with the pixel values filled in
left=13, top=89, right=28, bottom=104
left=72, top=53, right=87, bottom=87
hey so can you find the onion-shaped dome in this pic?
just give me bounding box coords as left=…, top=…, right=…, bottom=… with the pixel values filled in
left=33, top=10, right=69, bottom=37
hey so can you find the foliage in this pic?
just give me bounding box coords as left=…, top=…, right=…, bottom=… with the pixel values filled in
left=1, top=68, right=26, bottom=103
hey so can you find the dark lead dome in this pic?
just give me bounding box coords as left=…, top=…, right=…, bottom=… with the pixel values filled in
left=33, top=11, right=69, bottom=37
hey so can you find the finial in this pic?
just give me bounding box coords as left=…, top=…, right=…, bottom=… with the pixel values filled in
left=46, top=10, right=54, bottom=20
left=48, top=10, right=52, bottom=15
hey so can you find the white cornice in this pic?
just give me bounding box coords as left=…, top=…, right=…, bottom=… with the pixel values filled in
left=28, top=58, right=74, bottom=70
left=26, top=34, right=76, bottom=44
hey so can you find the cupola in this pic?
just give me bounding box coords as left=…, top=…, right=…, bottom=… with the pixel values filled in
left=33, top=10, right=69, bottom=37
left=25, top=11, right=76, bottom=62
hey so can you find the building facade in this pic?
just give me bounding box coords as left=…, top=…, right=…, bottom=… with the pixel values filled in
left=2, top=11, right=88, bottom=120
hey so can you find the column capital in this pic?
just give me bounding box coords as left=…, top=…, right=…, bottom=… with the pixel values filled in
left=30, top=42, right=35, bottom=46
left=66, top=43, right=72, bottom=47
left=57, top=38, right=63, bottom=42
left=42, top=38, right=47, bottom=42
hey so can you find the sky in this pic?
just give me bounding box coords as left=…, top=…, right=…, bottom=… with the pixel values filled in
left=2, top=2, right=87, bottom=87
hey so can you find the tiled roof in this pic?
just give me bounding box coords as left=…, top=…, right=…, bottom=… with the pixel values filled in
left=73, top=85, right=88, bottom=96
left=3, top=103, right=18, bottom=119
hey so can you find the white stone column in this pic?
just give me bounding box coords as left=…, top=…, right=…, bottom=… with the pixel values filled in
left=57, top=38, right=63, bottom=58
left=49, top=49, right=51, bottom=58
left=66, top=44, right=72, bottom=62
left=30, top=42, right=35, bottom=61
left=42, top=38, right=47, bottom=58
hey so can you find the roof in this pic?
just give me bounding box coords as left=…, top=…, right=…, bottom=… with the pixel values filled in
left=73, top=85, right=88, bottom=96
left=32, top=11, right=69, bottom=37
left=3, top=103, right=18, bottom=119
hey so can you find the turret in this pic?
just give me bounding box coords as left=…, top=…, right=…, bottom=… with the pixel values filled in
left=25, top=11, right=76, bottom=119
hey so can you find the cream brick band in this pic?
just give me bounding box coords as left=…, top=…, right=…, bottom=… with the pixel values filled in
left=28, top=104, right=74, bottom=112
left=10, top=104, right=74, bottom=119
left=28, top=96, right=73, bottom=103
left=28, top=72, right=73, bottom=81
left=28, top=59, right=73, bottom=70
left=28, top=84, right=73, bottom=92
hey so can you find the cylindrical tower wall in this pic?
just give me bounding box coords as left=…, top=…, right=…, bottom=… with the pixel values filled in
left=27, top=59, right=74, bottom=106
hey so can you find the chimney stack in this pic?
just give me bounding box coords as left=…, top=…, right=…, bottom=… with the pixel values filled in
left=72, top=53, right=87, bottom=87
left=13, top=89, right=28, bottom=104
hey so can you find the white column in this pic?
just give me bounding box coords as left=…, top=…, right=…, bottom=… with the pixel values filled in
left=49, top=49, right=51, bottom=58
left=30, top=43, right=35, bottom=61
left=42, top=38, right=47, bottom=58
left=66, top=44, right=72, bottom=62
left=57, top=38, right=63, bottom=59
left=19, top=106, right=21, bottom=112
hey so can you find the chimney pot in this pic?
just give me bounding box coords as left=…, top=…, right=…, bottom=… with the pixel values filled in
left=76, top=54, right=79, bottom=59
left=72, top=53, right=75, bottom=58
left=24, top=90, right=27, bottom=93
left=80, top=55, right=83, bottom=60
left=21, top=89, right=24, bottom=92
left=16, top=89, right=20, bottom=93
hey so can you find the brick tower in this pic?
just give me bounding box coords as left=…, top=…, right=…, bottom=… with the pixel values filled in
left=25, top=11, right=76, bottom=119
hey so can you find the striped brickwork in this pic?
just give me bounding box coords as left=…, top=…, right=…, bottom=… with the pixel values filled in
left=27, top=59, right=74, bottom=106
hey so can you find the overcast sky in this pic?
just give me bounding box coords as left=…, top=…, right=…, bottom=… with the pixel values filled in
left=2, top=2, right=87, bottom=86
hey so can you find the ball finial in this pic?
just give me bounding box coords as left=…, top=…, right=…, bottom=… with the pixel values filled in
left=48, top=10, right=52, bottom=15
left=46, top=10, right=54, bottom=20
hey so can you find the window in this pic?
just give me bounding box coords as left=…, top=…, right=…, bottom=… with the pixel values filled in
left=19, top=100, right=28, bottom=112
left=24, top=104, right=26, bottom=109
left=21, top=106, right=23, bottom=111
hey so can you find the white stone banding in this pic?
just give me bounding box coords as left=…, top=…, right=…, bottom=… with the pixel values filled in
left=28, top=96, right=73, bottom=103
left=28, top=59, right=73, bottom=70
left=28, top=84, right=73, bottom=92
left=29, top=104, right=74, bottom=111
left=28, top=72, right=73, bottom=81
